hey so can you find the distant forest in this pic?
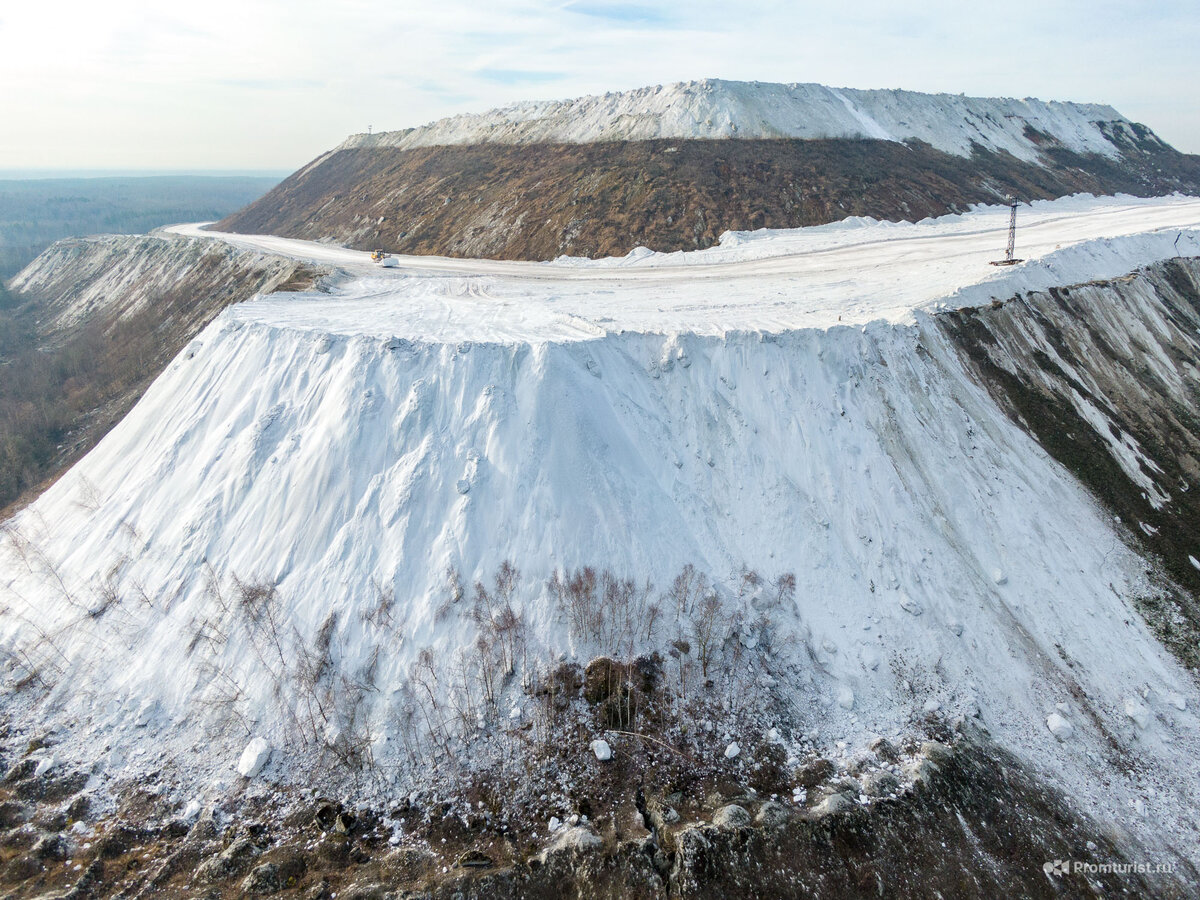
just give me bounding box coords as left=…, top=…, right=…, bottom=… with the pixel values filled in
left=0, top=175, right=280, bottom=278
left=0, top=174, right=280, bottom=512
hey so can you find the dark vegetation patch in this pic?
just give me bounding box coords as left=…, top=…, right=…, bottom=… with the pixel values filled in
left=217, top=136, right=1200, bottom=260
left=0, top=238, right=323, bottom=517
left=939, top=259, right=1200, bottom=672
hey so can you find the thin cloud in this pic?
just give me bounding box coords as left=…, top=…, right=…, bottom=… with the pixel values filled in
left=565, top=2, right=679, bottom=25
left=475, top=68, right=568, bottom=85
left=0, top=0, right=1196, bottom=168
left=216, top=78, right=327, bottom=92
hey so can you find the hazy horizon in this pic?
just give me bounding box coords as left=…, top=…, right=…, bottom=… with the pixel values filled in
left=3, top=1, right=1198, bottom=170
left=0, top=169, right=291, bottom=180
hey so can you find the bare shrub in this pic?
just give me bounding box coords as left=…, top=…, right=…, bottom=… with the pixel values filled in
left=739, top=568, right=762, bottom=597
left=773, top=572, right=797, bottom=605
left=411, top=647, right=453, bottom=758
left=73, top=476, right=103, bottom=512
left=87, top=580, right=120, bottom=621
left=194, top=662, right=252, bottom=736
left=2, top=524, right=84, bottom=613
left=295, top=613, right=337, bottom=696
left=363, top=578, right=395, bottom=628
left=548, top=565, right=658, bottom=655
left=233, top=576, right=277, bottom=621
left=472, top=561, right=525, bottom=678
left=321, top=673, right=375, bottom=775
left=437, top=565, right=466, bottom=621
left=548, top=566, right=597, bottom=645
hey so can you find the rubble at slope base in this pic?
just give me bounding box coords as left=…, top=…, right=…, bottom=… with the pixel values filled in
left=0, top=694, right=1189, bottom=899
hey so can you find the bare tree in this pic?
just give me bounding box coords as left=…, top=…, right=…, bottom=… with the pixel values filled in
left=693, top=592, right=726, bottom=680
left=669, top=564, right=706, bottom=622
left=363, top=578, right=396, bottom=628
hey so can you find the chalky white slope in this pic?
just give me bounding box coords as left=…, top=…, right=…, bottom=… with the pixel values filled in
left=340, top=79, right=1142, bottom=163
left=3, top=195, right=1200, bottom=859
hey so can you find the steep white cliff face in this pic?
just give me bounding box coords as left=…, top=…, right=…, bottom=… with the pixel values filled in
left=2, top=196, right=1200, bottom=862
left=339, top=79, right=1143, bottom=162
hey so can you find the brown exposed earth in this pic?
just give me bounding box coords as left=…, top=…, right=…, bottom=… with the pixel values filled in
left=217, top=133, right=1200, bottom=261
left=0, top=709, right=1190, bottom=898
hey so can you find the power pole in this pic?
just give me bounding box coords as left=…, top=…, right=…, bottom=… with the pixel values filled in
left=1005, top=200, right=1017, bottom=261
left=990, top=197, right=1024, bottom=266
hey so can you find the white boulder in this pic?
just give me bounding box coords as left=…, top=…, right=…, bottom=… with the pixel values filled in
left=180, top=799, right=203, bottom=823
left=237, top=738, right=272, bottom=778
left=542, top=825, right=602, bottom=859
left=590, top=739, right=612, bottom=761
left=1046, top=713, right=1074, bottom=741
left=724, top=741, right=741, bottom=759
left=1124, top=698, right=1150, bottom=729
left=898, top=594, right=923, bottom=616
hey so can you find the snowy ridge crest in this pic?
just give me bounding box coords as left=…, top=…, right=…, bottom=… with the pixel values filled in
left=340, top=79, right=1137, bottom=162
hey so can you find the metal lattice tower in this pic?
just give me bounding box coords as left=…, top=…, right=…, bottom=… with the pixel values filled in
left=1005, top=199, right=1017, bottom=262
left=990, top=196, right=1024, bottom=266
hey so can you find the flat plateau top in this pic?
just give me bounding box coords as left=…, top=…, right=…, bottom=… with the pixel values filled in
left=169, top=194, right=1200, bottom=342
left=334, top=80, right=1129, bottom=161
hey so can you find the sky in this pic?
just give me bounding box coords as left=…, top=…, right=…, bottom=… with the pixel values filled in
left=2, top=0, right=1197, bottom=171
